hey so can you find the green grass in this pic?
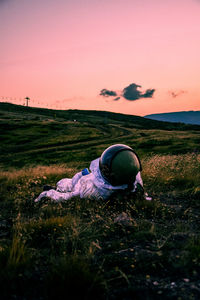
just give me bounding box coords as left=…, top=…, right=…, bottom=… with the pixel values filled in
left=0, top=103, right=200, bottom=299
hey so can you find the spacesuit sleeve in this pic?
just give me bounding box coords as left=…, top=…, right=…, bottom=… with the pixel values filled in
left=130, top=171, right=144, bottom=193
left=74, top=174, right=102, bottom=199
left=34, top=172, right=101, bottom=203
left=56, top=171, right=83, bottom=192
left=135, top=172, right=143, bottom=187
left=34, top=189, right=77, bottom=203
left=134, top=172, right=152, bottom=200
left=34, top=172, right=82, bottom=202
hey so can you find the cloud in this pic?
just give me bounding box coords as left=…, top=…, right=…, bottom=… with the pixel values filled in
left=142, top=88, right=156, bottom=98
left=99, top=83, right=155, bottom=101
left=168, top=90, right=187, bottom=98
left=99, top=89, right=117, bottom=97
left=122, top=83, right=155, bottom=101
left=114, top=97, right=121, bottom=101
left=122, top=83, right=142, bottom=100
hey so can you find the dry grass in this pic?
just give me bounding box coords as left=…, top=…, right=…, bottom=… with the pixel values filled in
left=142, top=153, right=200, bottom=193
left=0, top=165, right=76, bottom=182
left=1, top=153, right=199, bottom=190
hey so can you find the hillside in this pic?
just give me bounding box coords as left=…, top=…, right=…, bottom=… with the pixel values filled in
left=0, top=102, right=199, bottom=170
left=145, top=111, right=200, bottom=125
left=0, top=102, right=200, bottom=299
left=1, top=102, right=200, bottom=129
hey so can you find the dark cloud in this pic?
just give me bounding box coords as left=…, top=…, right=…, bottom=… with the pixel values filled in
left=122, top=83, right=142, bottom=100
left=143, top=88, right=156, bottom=98
left=99, top=83, right=155, bottom=101
left=168, top=90, right=187, bottom=98
left=122, top=83, right=155, bottom=101
left=100, top=89, right=117, bottom=97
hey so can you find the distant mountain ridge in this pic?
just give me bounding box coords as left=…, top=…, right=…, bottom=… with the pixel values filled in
left=145, top=111, right=200, bottom=125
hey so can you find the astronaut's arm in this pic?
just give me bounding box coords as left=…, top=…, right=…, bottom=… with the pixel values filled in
left=135, top=172, right=143, bottom=187
left=56, top=169, right=90, bottom=192
left=34, top=171, right=92, bottom=203
left=134, top=172, right=152, bottom=201
left=34, top=189, right=79, bottom=203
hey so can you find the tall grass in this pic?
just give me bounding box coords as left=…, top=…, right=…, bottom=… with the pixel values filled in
left=142, top=153, right=200, bottom=194
left=1, top=153, right=199, bottom=192
left=0, top=165, right=76, bottom=183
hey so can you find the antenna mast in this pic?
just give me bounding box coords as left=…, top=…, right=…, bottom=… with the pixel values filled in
left=25, top=97, right=30, bottom=106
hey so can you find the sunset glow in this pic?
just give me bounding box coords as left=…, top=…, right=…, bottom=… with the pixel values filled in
left=1, top=0, right=200, bottom=115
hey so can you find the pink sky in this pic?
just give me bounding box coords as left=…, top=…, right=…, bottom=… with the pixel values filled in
left=0, top=0, right=200, bottom=116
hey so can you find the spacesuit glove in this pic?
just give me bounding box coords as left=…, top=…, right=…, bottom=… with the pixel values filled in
left=34, top=191, right=49, bottom=203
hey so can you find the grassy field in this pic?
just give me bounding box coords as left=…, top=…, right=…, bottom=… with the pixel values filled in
left=0, top=103, right=200, bottom=299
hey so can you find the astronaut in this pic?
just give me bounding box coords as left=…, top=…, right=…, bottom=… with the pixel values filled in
left=34, top=144, right=151, bottom=203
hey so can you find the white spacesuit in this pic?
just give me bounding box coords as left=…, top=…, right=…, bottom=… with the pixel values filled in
left=35, top=144, right=151, bottom=203
left=34, top=158, right=145, bottom=203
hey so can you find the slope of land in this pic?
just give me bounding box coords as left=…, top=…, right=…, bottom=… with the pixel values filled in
left=0, top=102, right=199, bottom=170
left=145, top=111, right=200, bottom=125
left=0, top=103, right=200, bottom=299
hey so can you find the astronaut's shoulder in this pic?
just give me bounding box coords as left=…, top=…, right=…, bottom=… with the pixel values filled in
left=89, top=158, right=100, bottom=172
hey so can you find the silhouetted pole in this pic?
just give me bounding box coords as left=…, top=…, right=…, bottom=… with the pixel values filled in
left=25, top=97, right=30, bottom=106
